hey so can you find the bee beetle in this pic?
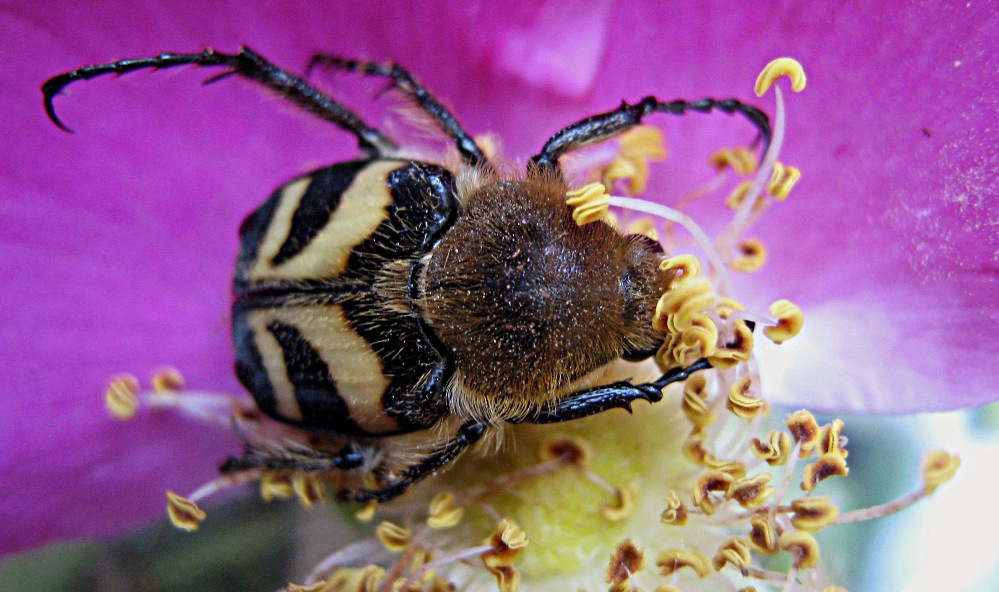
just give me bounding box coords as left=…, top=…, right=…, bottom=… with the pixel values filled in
left=43, top=47, right=770, bottom=503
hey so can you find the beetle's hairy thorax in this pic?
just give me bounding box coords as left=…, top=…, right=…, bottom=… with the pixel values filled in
left=419, top=177, right=667, bottom=418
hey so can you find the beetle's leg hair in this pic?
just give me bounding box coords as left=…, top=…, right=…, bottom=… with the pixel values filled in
left=307, top=54, right=488, bottom=168
left=42, top=47, right=396, bottom=157
left=509, top=358, right=712, bottom=424
left=219, top=441, right=367, bottom=473
left=530, top=97, right=771, bottom=172
left=342, top=420, right=488, bottom=503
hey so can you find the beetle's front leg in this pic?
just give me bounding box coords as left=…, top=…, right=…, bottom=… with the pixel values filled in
left=510, top=358, right=712, bottom=424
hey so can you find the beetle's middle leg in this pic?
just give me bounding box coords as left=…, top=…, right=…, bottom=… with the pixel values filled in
left=307, top=54, right=489, bottom=168
left=342, top=420, right=488, bottom=503
left=219, top=441, right=367, bottom=473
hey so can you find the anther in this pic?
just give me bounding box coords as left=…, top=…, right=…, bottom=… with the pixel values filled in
left=375, top=520, right=411, bottom=552
left=763, top=299, right=803, bottom=344
left=682, top=375, right=715, bottom=428
left=790, top=496, right=839, bottom=531
left=766, top=162, right=801, bottom=200
left=750, top=430, right=793, bottom=466
left=728, top=473, right=776, bottom=509
left=748, top=514, right=778, bottom=555
left=660, top=490, right=688, bottom=526
left=724, top=180, right=765, bottom=211
left=921, top=450, right=960, bottom=494
left=778, top=530, right=820, bottom=569
left=259, top=472, right=294, bottom=502
left=539, top=435, right=592, bottom=468
left=565, top=182, right=610, bottom=225
left=818, top=419, right=848, bottom=458
left=151, top=367, right=185, bottom=392
left=105, top=374, right=139, bottom=420
left=730, top=238, right=767, bottom=273
left=291, top=472, right=326, bottom=507
left=754, top=57, right=807, bottom=97
left=655, top=549, right=711, bottom=578
left=712, top=537, right=752, bottom=571
left=693, top=471, right=734, bottom=515
left=659, top=254, right=702, bottom=283
left=165, top=490, right=206, bottom=532
left=801, top=453, right=849, bottom=491
left=605, top=538, right=645, bottom=585
left=355, top=500, right=378, bottom=522
left=727, top=376, right=765, bottom=420
left=427, top=492, right=464, bottom=529
left=785, top=409, right=820, bottom=453
left=481, top=519, right=527, bottom=592
left=602, top=481, right=639, bottom=522
left=708, top=146, right=757, bottom=176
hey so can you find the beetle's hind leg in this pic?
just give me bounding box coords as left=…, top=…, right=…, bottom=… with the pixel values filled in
left=340, top=420, right=488, bottom=503
left=42, top=47, right=396, bottom=157
left=509, top=358, right=713, bottom=424
left=307, top=54, right=488, bottom=168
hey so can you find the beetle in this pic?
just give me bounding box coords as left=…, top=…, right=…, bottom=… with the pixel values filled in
left=43, top=47, right=770, bottom=503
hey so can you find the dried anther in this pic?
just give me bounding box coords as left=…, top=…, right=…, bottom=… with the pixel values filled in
left=605, top=538, right=645, bottom=585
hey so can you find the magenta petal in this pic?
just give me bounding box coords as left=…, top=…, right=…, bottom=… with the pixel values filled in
left=1, top=1, right=995, bottom=556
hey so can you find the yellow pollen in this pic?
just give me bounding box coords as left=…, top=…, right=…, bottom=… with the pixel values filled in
left=778, top=529, right=820, bottom=569
left=165, top=490, right=206, bottom=532
left=766, top=162, right=802, bottom=201
left=605, top=538, right=645, bottom=585
left=602, top=481, right=639, bottom=522
left=801, top=453, right=850, bottom=491
left=355, top=499, right=378, bottom=522
left=726, top=376, right=765, bottom=420
left=105, top=374, right=139, bottom=420
left=748, top=514, right=778, bottom=555
left=712, top=537, right=752, bottom=571
left=660, top=490, right=688, bottom=526
left=680, top=313, right=720, bottom=358
left=427, top=492, right=464, bottom=529
left=626, top=216, right=658, bottom=241
left=150, top=367, right=185, bottom=393
left=708, top=146, right=757, bottom=176
left=565, top=182, right=610, bottom=225
left=750, top=430, right=793, bottom=466
left=259, top=472, right=294, bottom=502
left=730, top=238, right=767, bottom=273
left=291, top=472, right=326, bottom=508
left=705, top=458, right=748, bottom=481
left=921, top=449, right=961, bottom=494
left=791, top=496, right=840, bottom=531
left=693, top=471, right=734, bottom=515
left=754, top=57, right=807, bottom=97
left=655, top=549, right=711, bottom=578
left=728, top=473, right=776, bottom=509
left=375, top=520, right=411, bottom=552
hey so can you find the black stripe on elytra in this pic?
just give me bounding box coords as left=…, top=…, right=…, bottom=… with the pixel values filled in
left=265, top=320, right=366, bottom=436
left=340, top=294, right=449, bottom=431
left=343, top=161, right=457, bottom=279
left=270, top=159, right=372, bottom=266
left=232, top=312, right=278, bottom=418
